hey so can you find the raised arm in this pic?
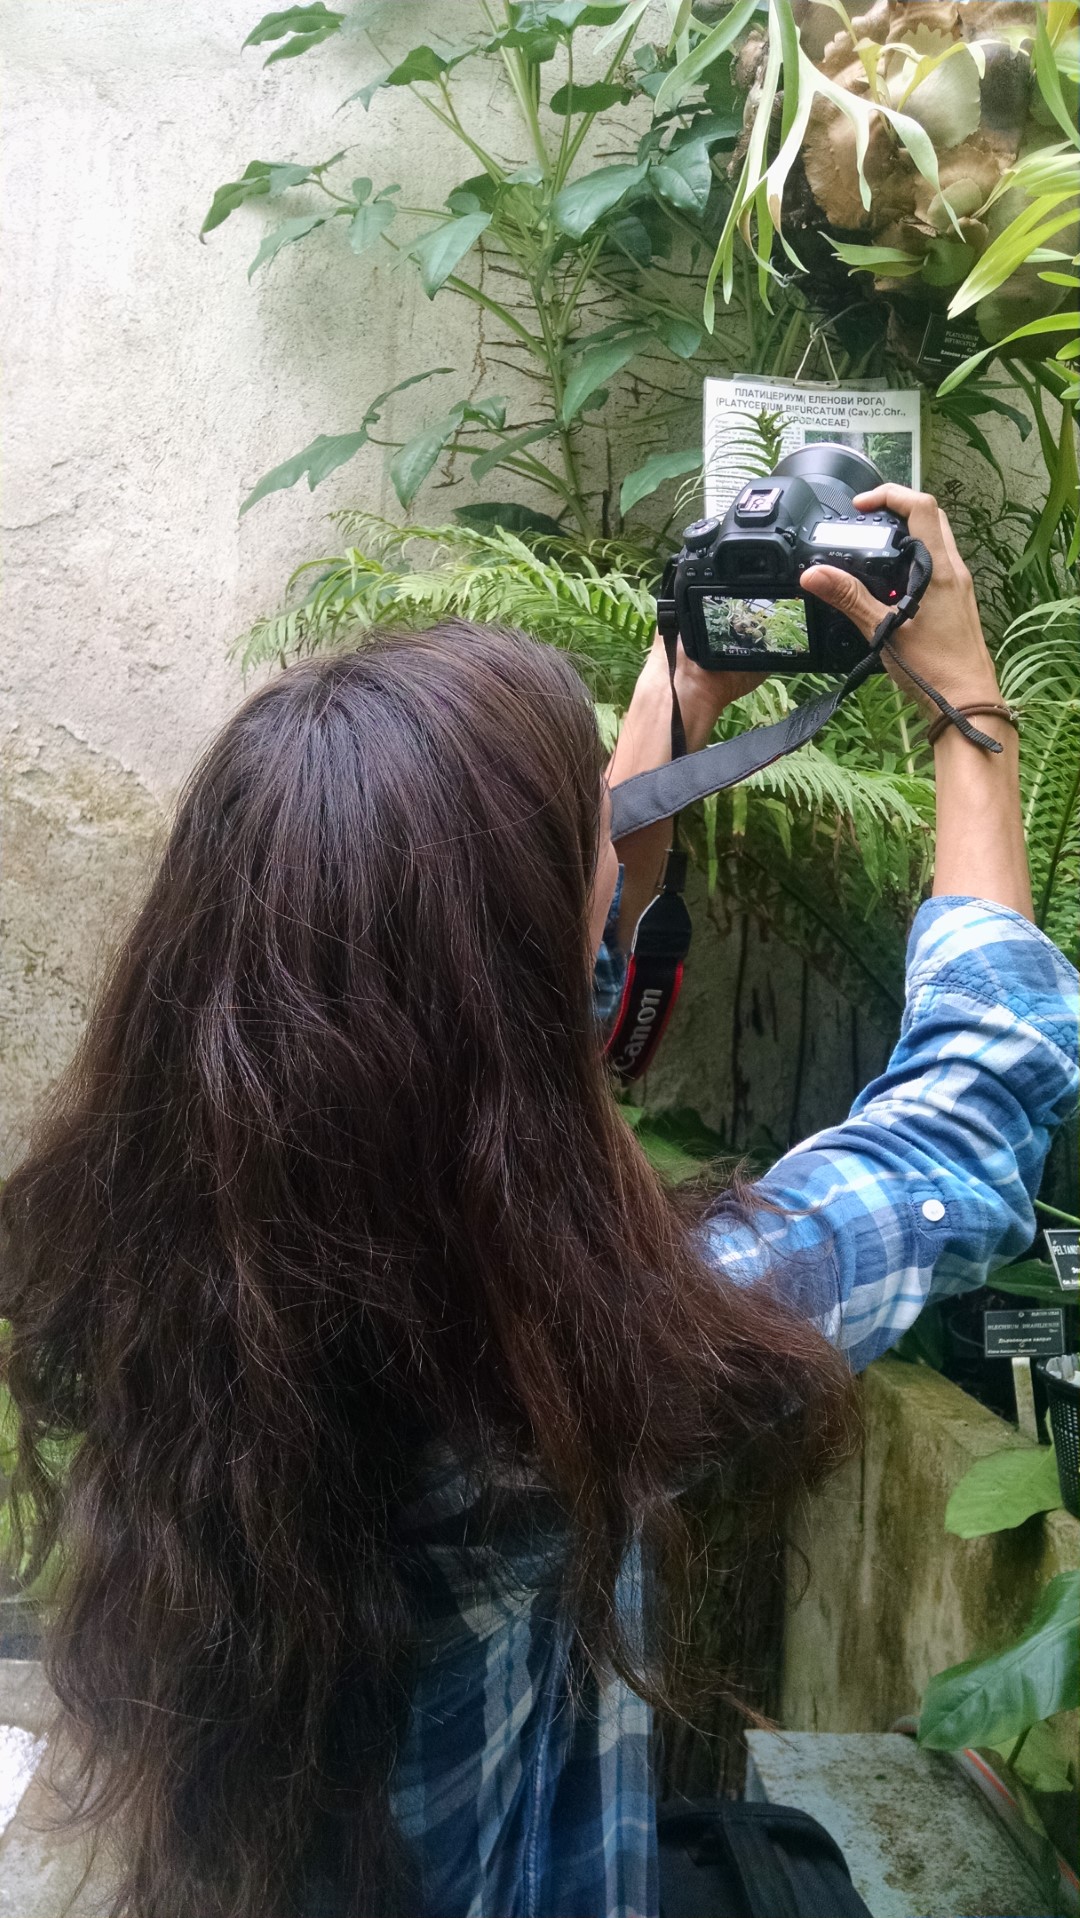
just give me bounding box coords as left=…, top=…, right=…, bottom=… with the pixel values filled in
left=701, top=492, right=1075, bottom=1367
left=606, top=641, right=763, bottom=948
left=802, top=486, right=1033, bottom=920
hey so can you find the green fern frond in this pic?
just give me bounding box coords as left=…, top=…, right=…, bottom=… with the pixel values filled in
left=233, top=517, right=661, bottom=705
left=999, top=597, right=1080, bottom=702
left=1020, top=695, right=1080, bottom=958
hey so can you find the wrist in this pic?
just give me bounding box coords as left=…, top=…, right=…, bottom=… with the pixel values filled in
left=931, top=708, right=1019, bottom=756
left=672, top=660, right=735, bottom=741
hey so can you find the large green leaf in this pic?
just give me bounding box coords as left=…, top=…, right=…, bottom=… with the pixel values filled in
left=653, top=0, right=758, bottom=116
left=239, top=368, right=453, bottom=514
left=990, top=1260, right=1066, bottom=1304
left=453, top=502, right=564, bottom=536
left=595, top=0, right=653, bottom=52
left=263, top=26, right=340, bottom=63
left=949, top=195, right=1080, bottom=319
left=652, top=312, right=702, bottom=358
left=268, top=156, right=342, bottom=194
left=937, top=313, right=1080, bottom=395
left=202, top=162, right=275, bottom=236
left=918, top=1572, right=1080, bottom=1751
left=510, top=2, right=624, bottom=28
left=350, top=45, right=470, bottom=111
left=620, top=447, right=701, bottom=515
left=446, top=173, right=500, bottom=216
left=348, top=197, right=396, bottom=254
left=945, top=1447, right=1064, bottom=1539
left=1033, top=3, right=1080, bottom=150
left=482, top=23, right=561, bottom=61
left=247, top=212, right=327, bottom=279
left=562, top=328, right=656, bottom=421
left=243, top=5, right=343, bottom=66
left=830, top=240, right=924, bottom=277
left=243, top=4, right=343, bottom=45
left=407, top=212, right=492, bottom=297
left=390, top=396, right=508, bottom=508
left=471, top=421, right=558, bottom=481
left=240, top=431, right=373, bottom=512
left=650, top=137, right=713, bottom=214
left=201, top=153, right=344, bottom=237
left=552, top=161, right=649, bottom=240
left=550, top=80, right=633, bottom=113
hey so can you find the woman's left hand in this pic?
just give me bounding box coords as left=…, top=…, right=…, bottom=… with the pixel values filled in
left=633, top=632, right=766, bottom=754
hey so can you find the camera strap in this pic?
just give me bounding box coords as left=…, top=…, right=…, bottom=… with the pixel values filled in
left=606, top=535, right=982, bottom=1080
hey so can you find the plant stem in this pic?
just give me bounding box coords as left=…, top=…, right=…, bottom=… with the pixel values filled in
left=501, top=49, right=551, bottom=175
left=559, top=234, right=605, bottom=335
left=443, top=274, right=546, bottom=354
left=422, top=81, right=505, bottom=180
left=559, top=25, right=639, bottom=182
left=1035, top=1198, right=1080, bottom=1226
left=1007, top=1726, right=1033, bottom=1771
left=537, top=299, right=590, bottom=534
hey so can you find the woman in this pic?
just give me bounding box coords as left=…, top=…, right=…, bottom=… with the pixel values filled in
left=1, top=486, right=1076, bottom=1918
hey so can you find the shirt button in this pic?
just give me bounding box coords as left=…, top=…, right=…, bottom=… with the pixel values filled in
left=922, top=1199, right=946, bottom=1223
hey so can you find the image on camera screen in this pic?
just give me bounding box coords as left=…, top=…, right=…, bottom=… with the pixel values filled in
left=701, top=596, right=809, bottom=656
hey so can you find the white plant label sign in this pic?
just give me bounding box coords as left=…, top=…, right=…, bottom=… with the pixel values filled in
left=704, top=377, right=923, bottom=520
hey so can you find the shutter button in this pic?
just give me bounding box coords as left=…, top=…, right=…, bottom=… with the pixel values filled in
left=921, top=1199, right=946, bottom=1222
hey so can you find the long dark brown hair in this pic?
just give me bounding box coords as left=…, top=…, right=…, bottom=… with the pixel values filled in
left=2, top=623, right=853, bottom=1917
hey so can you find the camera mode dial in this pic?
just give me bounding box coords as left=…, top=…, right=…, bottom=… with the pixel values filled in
left=682, top=518, right=721, bottom=553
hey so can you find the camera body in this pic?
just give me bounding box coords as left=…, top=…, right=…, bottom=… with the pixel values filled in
left=673, top=443, right=911, bottom=676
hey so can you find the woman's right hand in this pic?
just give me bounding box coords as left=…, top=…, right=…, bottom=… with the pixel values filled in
left=800, top=486, right=1001, bottom=716
left=804, top=484, right=1033, bottom=920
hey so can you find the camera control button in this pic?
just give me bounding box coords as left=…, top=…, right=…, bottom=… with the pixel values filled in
left=682, top=517, right=721, bottom=552
left=921, top=1199, right=946, bottom=1223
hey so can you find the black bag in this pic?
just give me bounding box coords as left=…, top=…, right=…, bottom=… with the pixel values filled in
left=657, top=1798, right=874, bottom=1918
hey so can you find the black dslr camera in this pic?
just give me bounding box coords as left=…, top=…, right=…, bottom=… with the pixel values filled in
left=672, top=443, right=912, bottom=676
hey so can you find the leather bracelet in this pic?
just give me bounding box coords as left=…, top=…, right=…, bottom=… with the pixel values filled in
left=927, top=701, right=1021, bottom=748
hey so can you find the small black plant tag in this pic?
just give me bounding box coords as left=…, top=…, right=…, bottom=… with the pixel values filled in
left=983, top=1307, right=1066, bottom=1358
left=918, top=313, right=984, bottom=379
left=1043, top=1229, right=1080, bottom=1291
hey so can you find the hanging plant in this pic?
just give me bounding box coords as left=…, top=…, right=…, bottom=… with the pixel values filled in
left=669, top=0, right=1079, bottom=563
left=699, top=2, right=1078, bottom=336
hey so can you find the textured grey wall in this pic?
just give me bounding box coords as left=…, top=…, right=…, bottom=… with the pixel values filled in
left=0, top=2, right=1041, bottom=1170
left=2, top=0, right=512, bottom=1159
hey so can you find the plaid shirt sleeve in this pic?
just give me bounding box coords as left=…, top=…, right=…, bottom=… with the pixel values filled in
left=702, top=897, right=1080, bottom=1372
left=593, top=867, right=628, bottom=1028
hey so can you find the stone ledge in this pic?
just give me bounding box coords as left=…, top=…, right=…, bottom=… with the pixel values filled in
left=783, top=1357, right=1079, bottom=1747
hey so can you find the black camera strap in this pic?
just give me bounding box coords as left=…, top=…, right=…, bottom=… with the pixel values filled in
left=606, top=535, right=996, bottom=1080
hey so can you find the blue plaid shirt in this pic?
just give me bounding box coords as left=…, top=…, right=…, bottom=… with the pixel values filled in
left=387, top=898, right=1078, bottom=1918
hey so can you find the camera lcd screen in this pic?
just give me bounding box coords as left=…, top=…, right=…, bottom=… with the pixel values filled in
left=809, top=520, right=892, bottom=551
left=700, top=596, right=809, bottom=657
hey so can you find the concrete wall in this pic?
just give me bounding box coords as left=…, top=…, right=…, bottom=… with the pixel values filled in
left=0, top=1, right=1047, bottom=1168
left=2, top=0, right=504, bottom=1161
left=784, top=1359, right=1080, bottom=1771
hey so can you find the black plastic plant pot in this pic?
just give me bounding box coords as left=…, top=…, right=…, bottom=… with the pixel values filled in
left=1037, top=1356, right=1080, bottom=1519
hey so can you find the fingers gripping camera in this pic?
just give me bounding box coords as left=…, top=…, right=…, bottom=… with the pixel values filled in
left=673, top=444, right=913, bottom=676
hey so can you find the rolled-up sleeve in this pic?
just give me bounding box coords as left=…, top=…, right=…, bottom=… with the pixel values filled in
left=702, top=898, right=1079, bottom=1372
